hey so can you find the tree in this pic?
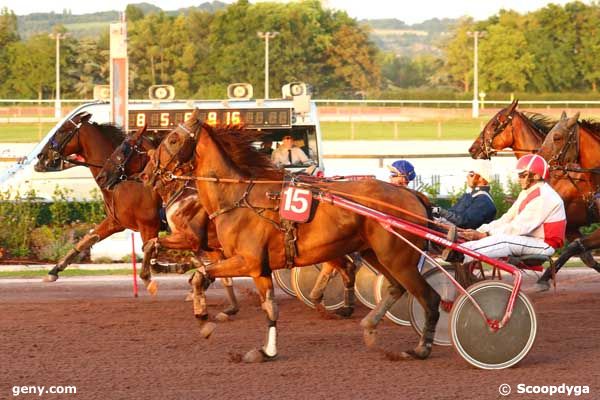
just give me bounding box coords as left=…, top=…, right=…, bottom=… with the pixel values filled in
left=0, top=8, right=20, bottom=96
left=441, top=17, right=475, bottom=92
left=5, top=35, right=54, bottom=99
left=478, top=11, right=534, bottom=92
left=524, top=4, right=579, bottom=91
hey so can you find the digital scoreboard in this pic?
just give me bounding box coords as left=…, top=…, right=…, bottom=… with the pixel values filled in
left=128, top=108, right=292, bottom=130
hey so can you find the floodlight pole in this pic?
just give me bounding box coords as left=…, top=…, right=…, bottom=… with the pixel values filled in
left=257, top=31, right=279, bottom=99
left=467, top=30, right=485, bottom=118
left=50, top=32, right=67, bottom=120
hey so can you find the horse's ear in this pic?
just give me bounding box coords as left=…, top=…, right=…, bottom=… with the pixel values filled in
left=560, top=111, right=567, bottom=120
left=567, top=112, right=580, bottom=128
left=507, top=99, right=518, bottom=114
left=80, top=112, right=92, bottom=123
left=185, top=109, right=201, bottom=126
left=134, top=124, right=147, bottom=139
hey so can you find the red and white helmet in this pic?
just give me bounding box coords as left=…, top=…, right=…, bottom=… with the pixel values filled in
left=516, top=154, right=549, bottom=179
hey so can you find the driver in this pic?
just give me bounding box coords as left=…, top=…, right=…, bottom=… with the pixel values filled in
left=449, top=154, right=566, bottom=268
left=271, top=134, right=309, bottom=167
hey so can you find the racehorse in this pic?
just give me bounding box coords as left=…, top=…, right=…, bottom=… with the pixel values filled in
left=127, top=132, right=360, bottom=317
left=34, top=113, right=193, bottom=298
left=469, top=99, right=553, bottom=160
left=148, top=111, right=440, bottom=363
left=468, top=103, right=600, bottom=288
left=97, top=131, right=241, bottom=319
left=538, top=112, right=600, bottom=279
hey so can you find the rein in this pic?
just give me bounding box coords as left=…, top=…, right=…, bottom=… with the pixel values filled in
left=164, top=171, right=448, bottom=229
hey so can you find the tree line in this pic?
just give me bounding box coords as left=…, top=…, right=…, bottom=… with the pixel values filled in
left=0, top=0, right=599, bottom=101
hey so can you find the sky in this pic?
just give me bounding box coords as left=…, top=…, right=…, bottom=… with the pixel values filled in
left=1, top=0, right=576, bottom=23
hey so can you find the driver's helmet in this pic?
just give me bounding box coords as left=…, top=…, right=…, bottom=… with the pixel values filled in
left=516, top=154, right=549, bottom=180
left=388, top=159, right=416, bottom=181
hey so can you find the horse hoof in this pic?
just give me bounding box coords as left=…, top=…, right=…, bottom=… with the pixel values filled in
left=146, top=280, right=158, bottom=296
left=243, top=349, right=277, bottom=363
left=42, top=274, right=58, bottom=283
left=534, top=280, right=550, bottom=292
left=363, top=329, right=377, bottom=349
left=215, top=312, right=230, bottom=322
left=335, top=307, right=354, bottom=319
left=199, top=322, right=216, bottom=339
left=184, top=292, right=194, bottom=302
left=403, top=345, right=431, bottom=360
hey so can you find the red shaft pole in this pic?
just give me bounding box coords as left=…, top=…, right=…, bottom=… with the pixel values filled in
left=131, top=232, right=138, bottom=298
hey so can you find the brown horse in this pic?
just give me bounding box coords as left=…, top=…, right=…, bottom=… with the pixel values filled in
left=469, top=99, right=553, bottom=160
left=148, top=112, right=440, bottom=363
left=538, top=112, right=600, bottom=278
left=469, top=103, right=600, bottom=287
left=97, top=133, right=240, bottom=319
left=34, top=112, right=163, bottom=292
left=134, top=132, right=359, bottom=317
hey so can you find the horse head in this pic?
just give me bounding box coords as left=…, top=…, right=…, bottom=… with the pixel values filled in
left=97, top=124, right=154, bottom=190
left=34, top=111, right=92, bottom=172
left=141, top=109, right=200, bottom=189
left=469, top=99, right=519, bottom=159
left=538, top=111, right=580, bottom=167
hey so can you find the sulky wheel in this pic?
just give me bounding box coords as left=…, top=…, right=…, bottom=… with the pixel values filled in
left=409, top=265, right=456, bottom=346
left=374, top=274, right=411, bottom=326
left=449, top=280, right=537, bottom=370
left=273, top=268, right=296, bottom=297
left=291, top=264, right=345, bottom=310
left=353, top=258, right=378, bottom=309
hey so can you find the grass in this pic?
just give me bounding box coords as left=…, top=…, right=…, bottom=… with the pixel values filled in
left=320, top=119, right=486, bottom=140
left=0, top=268, right=136, bottom=278
left=0, top=123, right=55, bottom=142
left=0, top=120, right=487, bottom=143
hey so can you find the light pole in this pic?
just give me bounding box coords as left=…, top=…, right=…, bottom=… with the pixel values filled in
left=257, top=31, right=279, bottom=99
left=49, top=32, right=68, bottom=120
left=467, top=30, right=485, bottom=118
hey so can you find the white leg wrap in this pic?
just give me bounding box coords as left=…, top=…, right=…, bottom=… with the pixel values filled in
left=262, top=326, right=277, bottom=357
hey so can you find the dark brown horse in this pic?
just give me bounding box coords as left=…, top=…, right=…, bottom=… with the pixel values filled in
left=469, top=103, right=600, bottom=288
left=34, top=112, right=162, bottom=292
left=148, top=111, right=440, bottom=363
left=538, top=112, right=600, bottom=278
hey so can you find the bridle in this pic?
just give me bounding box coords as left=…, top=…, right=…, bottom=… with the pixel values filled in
left=149, top=123, right=198, bottom=187
left=41, top=116, right=103, bottom=168
left=480, top=110, right=514, bottom=159
left=110, top=136, right=149, bottom=183
left=548, top=122, right=579, bottom=170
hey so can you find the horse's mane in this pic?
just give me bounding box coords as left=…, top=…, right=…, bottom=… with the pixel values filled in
left=202, top=123, right=284, bottom=180
left=579, top=119, right=600, bottom=140
left=521, top=112, right=556, bottom=135
left=92, top=122, right=127, bottom=147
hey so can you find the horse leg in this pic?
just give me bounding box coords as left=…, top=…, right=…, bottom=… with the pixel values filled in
left=43, top=218, right=122, bottom=282
left=395, top=268, right=440, bottom=359
left=358, top=253, right=405, bottom=345
left=214, top=277, right=240, bottom=322
left=579, top=250, right=600, bottom=272
left=243, top=276, right=279, bottom=363
left=334, top=257, right=356, bottom=318
left=308, top=261, right=334, bottom=308
left=190, top=270, right=216, bottom=339
left=136, top=218, right=161, bottom=294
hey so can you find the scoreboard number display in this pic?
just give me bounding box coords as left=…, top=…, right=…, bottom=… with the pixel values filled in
left=128, top=108, right=292, bottom=130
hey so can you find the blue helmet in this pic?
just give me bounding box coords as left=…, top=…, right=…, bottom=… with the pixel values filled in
left=389, top=160, right=416, bottom=181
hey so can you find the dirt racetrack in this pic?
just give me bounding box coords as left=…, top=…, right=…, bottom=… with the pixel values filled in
left=1, top=271, right=600, bottom=400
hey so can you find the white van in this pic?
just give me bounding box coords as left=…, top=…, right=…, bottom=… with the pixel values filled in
left=0, top=98, right=324, bottom=200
